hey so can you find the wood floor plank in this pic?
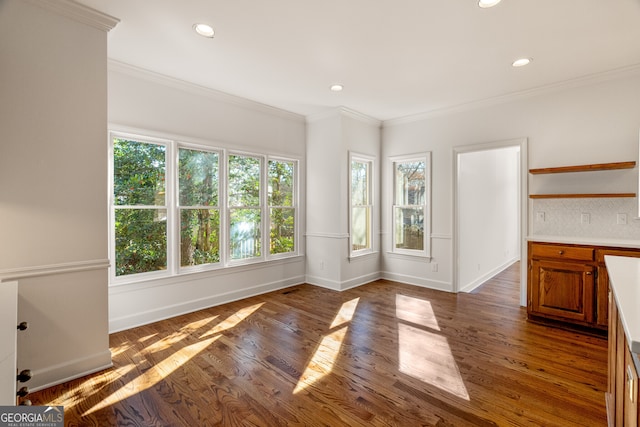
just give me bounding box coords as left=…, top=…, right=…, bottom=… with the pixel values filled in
left=28, top=262, right=608, bottom=426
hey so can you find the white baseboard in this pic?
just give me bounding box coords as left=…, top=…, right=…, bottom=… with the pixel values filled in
left=304, top=275, right=342, bottom=290
left=459, top=257, right=519, bottom=293
left=381, top=271, right=453, bottom=292
left=28, top=350, right=113, bottom=392
left=305, top=271, right=381, bottom=291
left=109, top=275, right=305, bottom=333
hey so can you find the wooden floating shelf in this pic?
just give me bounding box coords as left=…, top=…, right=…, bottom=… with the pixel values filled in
left=529, top=193, right=637, bottom=199
left=529, top=161, right=636, bottom=175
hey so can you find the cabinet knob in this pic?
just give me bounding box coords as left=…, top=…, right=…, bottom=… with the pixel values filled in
left=558, top=250, right=564, bottom=255
left=19, top=399, right=32, bottom=406
left=586, top=271, right=592, bottom=275
left=17, top=321, right=28, bottom=331
left=17, top=369, right=32, bottom=383
left=17, top=386, right=29, bottom=397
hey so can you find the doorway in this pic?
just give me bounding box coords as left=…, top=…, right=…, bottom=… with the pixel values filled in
left=453, top=139, right=528, bottom=306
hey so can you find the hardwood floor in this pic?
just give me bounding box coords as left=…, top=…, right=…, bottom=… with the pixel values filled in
left=29, top=262, right=608, bottom=426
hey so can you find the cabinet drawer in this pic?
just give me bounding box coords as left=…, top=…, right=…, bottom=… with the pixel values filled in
left=596, top=248, right=640, bottom=264
left=530, top=243, right=594, bottom=261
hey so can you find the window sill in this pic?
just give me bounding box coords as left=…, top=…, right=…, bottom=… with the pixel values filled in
left=348, top=251, right=379, bottom=262
left=385, top=251, right=432, bottom=262
left=109, top=254, right=304, bottom=290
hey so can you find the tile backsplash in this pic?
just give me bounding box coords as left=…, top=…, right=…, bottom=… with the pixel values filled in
left=532, top=198, right=640, bottom=239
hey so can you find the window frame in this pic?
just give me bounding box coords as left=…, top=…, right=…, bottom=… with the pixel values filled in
left=349, top=152, right=374, bottom=258
left=108, top=130, right=300, bottom=285
left=390, top=152, right=431, bottom=258
left=109, top=132, right=174, bottom=284
left=226, top=151, right=264, bottom=264
left=267, top=156, right=298, bottom=260
left=176, top=143, right=222, bottom=273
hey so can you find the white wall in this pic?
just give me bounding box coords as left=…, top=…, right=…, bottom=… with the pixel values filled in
left=457, top=146, right=520, bottom=292
left=0, top=0, right=117, bottom=390
left=382, top=69, right=640, bottom=292
left=306, top=108, right=381, bottom=290
left=107, top=63, right=308, bottom=332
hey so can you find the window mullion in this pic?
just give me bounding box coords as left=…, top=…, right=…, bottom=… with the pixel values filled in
left=166, top=141, right=177, bottom=275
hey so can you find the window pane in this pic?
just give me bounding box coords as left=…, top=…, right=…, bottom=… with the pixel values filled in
left=352, top=206, right=370, bottom=251
left=270, top=208, right=294, bottom=254
left=394, top=161, right=425, bottom=205
left=268, top=160, right=294, bottom=207
left=394, top=207, right=424, bottom=251
left=115, top=209, right=167, bottom=276
left=351, top=160, right=369, bottom=206
left=229, top=155, right=260, bottom=207
left=230, top=208, right=261, bottom=260
left=179, top=148, right=219, bottom=206
left=113, top=138, right=166, bottom=206
left=180, top=209, right=220, bottom=267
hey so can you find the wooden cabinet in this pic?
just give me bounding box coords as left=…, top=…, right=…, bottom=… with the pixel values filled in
left=530, top=259, right=595, bottom=324
left=528, top=242, right=640, bottom=332
left=607, top=288, right=640, bottom=426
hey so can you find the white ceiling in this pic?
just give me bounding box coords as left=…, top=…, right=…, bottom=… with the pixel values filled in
left=76, top=0, right=640, bottom=121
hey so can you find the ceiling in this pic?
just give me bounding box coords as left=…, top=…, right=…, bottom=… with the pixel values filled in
left=76, top=0, right=640, bottom=121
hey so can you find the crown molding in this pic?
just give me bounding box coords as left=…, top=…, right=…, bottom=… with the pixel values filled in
left=108, top=60, right=306, bottom=123
left=385, top=63, right=640, bottom=127
left=25, top=0, right=119, bottom=32
left=306, top=106, right=381, bottom=127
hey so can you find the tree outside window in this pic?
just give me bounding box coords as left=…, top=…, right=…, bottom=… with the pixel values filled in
left=268, top=159, right=295, bottom=255
left=113, top=137, right=167, bottom=276
left=350, top=155, right=373, bottom=254
left=111, top=132, right=299, bottom=282
left=228, top=154, right=262, bottom=260
left=392, top=154, right=430, bottom=256
left=178, top=147, right=220, bottom=267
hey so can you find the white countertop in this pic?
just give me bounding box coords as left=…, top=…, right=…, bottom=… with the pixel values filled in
left=604, top=255, right=640, bottom=354
left=528, top=235, right=640, bottom=249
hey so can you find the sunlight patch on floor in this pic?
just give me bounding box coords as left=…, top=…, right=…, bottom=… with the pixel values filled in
left=294, top=297, right=360, bottom=393
left=398, top=323, right=469, bottom=400
left=200, top=303, right=264, bottom=339
left=145, top=315, right=220, bottom=353
left=396, top=294, right=440, bottom=331
left=330, top=297, right=360, bottom=328
left=293, top=326, right=348, bottom=393
left=83, top=336, right=220, bottom=415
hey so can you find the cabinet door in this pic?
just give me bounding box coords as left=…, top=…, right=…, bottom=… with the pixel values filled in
left=530, top=260, right=595, bottom=323
left=0, top=281, right=18, bottom=406
left=597, top=267, right=610, bottom=328
left=624, top=345, right=639, bottom=426
left=607, top=292, right=618, bottom=423
left=596, top=249, right=640, bottom=329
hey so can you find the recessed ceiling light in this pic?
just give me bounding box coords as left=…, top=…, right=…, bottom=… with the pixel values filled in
left=193, top=23, right=214, bottom=38
left=478, top=0, right=502, bottom=8
left=512, top=58, right=532, bottom=67
left=330, top=84, right=343, bottom=92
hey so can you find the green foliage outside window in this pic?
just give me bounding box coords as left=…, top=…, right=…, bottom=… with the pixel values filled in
left=113, top=138, right=167, bottom=276
left=179, top=148, right=220, bottom=267
left=112, top=137, right=298, bottom=277
left=268, top=160, right=295, bottom=254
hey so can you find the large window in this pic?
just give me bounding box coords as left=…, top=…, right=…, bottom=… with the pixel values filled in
left=392, top=154, right=431, bottom=257
left=179, top=147, right=220, bottom=268
left=350, top=154, right=373, bottom=255
left=113, top=137, right=168, bottom=277
left=268, top=159, right=296, bottom=256
left=110, top=132, right=298, bottom=282
left=228, top=154, right=262, bottom=261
